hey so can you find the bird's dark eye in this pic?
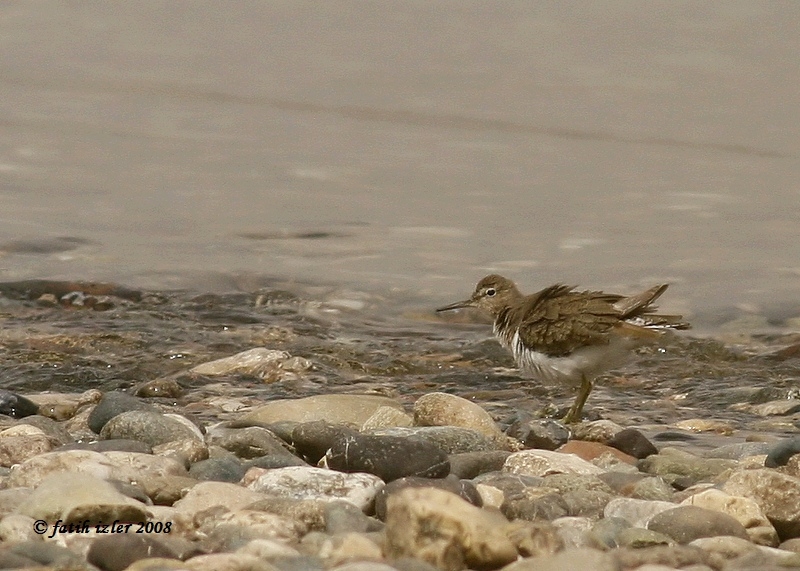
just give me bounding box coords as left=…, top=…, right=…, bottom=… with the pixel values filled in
left=485, top=288, right=496, bottom=297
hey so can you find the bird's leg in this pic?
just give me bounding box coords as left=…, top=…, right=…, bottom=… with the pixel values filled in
left=562, top=374, right=593, bottom=424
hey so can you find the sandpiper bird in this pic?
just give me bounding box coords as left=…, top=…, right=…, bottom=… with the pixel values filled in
left=437, top=275, right=690, bottom=423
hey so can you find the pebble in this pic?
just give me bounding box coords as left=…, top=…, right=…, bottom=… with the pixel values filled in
left=6, top=540, right=87, bottom=568
left=368, top=425, right=499, bottom=454
left=502, top=546, right=613, bottom=571
left=361, top=405, right=414, bottom=430
left=787, top=454, right=800, bottom=478
left=243, top=496, right=329, bottom=533
left=87, top=534, right=178, bottom=571
left=247, top=466, right=385, bottom=511
left=749, top=399, right=800, bottom=416
left=705, top=441, right=772, bottom=460
left=100, top=410, right=204, bottom=447
left=172, top=481, right=265, bottom=517
left=765, top=435, right=800, bottom=467
left=16, top=414, right=76, bottom=446
left=616, top=527, right=674, bottom=548
left=59, top=438, right=153, bottom=454
left=681, top=487, right=779, bottom=546
left=87, top=390, right=158, bottom=433
left=7, top=449, right=186, bottom=488
left=0, top=424, right=53, bottom=466
left=183, top=552, right=277, bottom=571
left=208, top=425, right=294, bottom=459
left=4, top=369, right=800, bottom=571
left=153, top=437, right=209, bottom=466
left=0, top=389, right=39, bottom=419
left=589, top=516, right=632, bottom=548
left=19, top=471, right=150, bottom=524
left=604, top=497, right=678, bottom=528
left=646, top=505, right=749, bottom=543
left=291, top=421, right=359, bottom=463
left=0, top=514, right=40, bottom=543
left=317, top=531, right=384, bottom=566
left=447, top=450, right=511, bottom=479
left=504, top=449, right=604, bottom=477
left=569, top=420, right=623, bottom=442
left=637, top=447, right=739, bottom=488
left=607, top=428, right=659, bottom=459
left=197, top=508, right=305, bottom=545
left=558, top=440, right=637, bottom=465
left=722, top=468, right=800, bottom=540
left=674, top=418, right=735, bottom=434
left=326, top=433, right=449, bottom=481
left=240, top=394, right=404, bottom=426
left=134, top=377, right=183, bottom=398
left=374, top=475, right=481, bottom=520
left=505, top=520, right=565, bottom=557
left=506, top=418, right=570, bottom=450
left=385, top=486, right=518, bottom=571
left=413, top=392, right=513, bottom=448
left=189, top=347, right=292, bottom=379
left=325, top=500, right=384, bottom=534
left=189, top=456, right=247, bottom=482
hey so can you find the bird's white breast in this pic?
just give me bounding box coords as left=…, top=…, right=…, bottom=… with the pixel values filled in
left=499, top=329, right=636, bottom=387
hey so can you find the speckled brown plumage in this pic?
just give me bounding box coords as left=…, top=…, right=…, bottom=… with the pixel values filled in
left=437, top=274, right=690, bottom=423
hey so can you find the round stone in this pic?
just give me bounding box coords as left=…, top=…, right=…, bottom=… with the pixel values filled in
left=0, top=389, right=39, bottom=419
left=99, top=410, right=202, bottom=447
left=326, top=433, right=449, bottom=482
left=608, top=428, right=658, bottom=459
left=647, top=505, right=749, bottom=544
left=88, top=391, right=158, bottom=434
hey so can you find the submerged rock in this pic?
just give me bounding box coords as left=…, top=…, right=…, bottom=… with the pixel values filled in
left=190, top=347, right=295, bottom=380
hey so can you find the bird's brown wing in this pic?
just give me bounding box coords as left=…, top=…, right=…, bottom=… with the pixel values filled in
left=515, top=285, right=625, bottom=357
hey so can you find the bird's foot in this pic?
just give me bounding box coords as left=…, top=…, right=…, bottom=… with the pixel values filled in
left=560, top=408, right=582, bottom=424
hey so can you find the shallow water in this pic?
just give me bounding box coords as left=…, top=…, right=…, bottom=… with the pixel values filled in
left=1, top=2, right=799, bottom=324
left=1, top=280, right=798, bottom=453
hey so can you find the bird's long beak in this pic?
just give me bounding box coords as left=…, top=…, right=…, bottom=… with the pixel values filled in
left=436, top=299, right=475, bottom=312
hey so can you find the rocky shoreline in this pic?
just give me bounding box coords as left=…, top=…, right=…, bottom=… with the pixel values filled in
left=1, top=282, right=800, bottom=570
left=1, top=371, right=800, bottom=571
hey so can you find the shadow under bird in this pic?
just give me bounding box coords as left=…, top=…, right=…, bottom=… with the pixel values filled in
left=436, top=274, right=690, bottom=423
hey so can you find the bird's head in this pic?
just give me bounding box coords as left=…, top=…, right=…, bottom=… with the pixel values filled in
left=436, top=274, right=520, bottom=317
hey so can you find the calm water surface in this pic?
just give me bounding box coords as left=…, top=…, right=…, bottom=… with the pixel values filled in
left=1, top=2, right=798, bottom=328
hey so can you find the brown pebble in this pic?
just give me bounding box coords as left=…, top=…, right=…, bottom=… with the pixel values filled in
left=136, top=378, right=183, bottom=398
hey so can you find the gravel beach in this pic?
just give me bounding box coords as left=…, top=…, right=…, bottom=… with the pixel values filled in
left=1, top=281, right=799, bottom=571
